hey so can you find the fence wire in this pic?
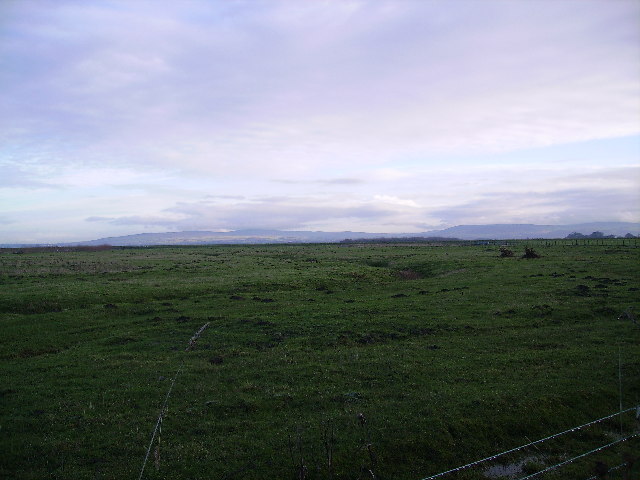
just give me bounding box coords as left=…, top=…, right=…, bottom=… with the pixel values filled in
left=583, top=461, right=627, bottom=480
left=418, top=406, right=638, bottom=480
left=137, top=322, right=210, bottom=480
left=137, top=362, right=183, bottom=480
left=515, top=433, right=638, bottom=480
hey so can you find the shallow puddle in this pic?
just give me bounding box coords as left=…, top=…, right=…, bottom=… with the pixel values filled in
left=483, top=456, right=545, bottom=479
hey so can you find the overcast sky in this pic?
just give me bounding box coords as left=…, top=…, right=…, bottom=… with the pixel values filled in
left=1, top=0, right=639, bottom=243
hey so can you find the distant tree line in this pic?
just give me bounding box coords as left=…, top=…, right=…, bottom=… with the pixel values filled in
left=4, top=245, right=113, bottom=254
left=565, top=231, right=637, bottom=239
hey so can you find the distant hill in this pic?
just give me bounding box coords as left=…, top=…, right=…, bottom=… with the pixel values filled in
left=418, top=222, right=640, bottom=240
left=340, top=236, right=460, bottom=244
left=61, top=229, right=397, bottom=246
left=2, top=222, right=638, bottom=247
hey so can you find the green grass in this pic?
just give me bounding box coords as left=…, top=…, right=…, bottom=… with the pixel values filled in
left=0, top=242, right=638, bottom=479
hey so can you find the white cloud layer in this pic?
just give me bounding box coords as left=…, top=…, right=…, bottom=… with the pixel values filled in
left=1, top=0, right=639, bottom=242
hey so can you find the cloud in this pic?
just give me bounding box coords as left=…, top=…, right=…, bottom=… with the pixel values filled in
left=1, top=1, right=639, bottom=242
left=556, top=166, right=640, bottom=189
left=432, top=188, right=640, bottom=226
left=203, top=195, right=246, bottom=200
left=274, top=177, right=364, bottom=185
left=319, top=178, right=363, bottom=185
left=95, top=196, right=395, bottom=231
left=373, top=195, right=420, bottom=208
left=2, top=0, right=638, bottom=178
left=84, top=172, right=640, bottom=233
left=0, top=168, right=57, bottom=189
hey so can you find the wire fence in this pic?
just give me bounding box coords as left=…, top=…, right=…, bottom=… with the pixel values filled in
left=419, top=407, right=639, bottom=480
left=583, top=461, right=627, bottom=480
left=137, top=362, right=183, bottom=480
left=515, top=433, right=638, bottom=480
left=137, top=322, right=210, bottom=480
left=133, top=310, right=638, bottom=479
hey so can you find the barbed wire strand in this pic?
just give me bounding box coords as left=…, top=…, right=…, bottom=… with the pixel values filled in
left=137, top=361, right=184, bottom=480
left=418, top=407, right=637, bottom=480
left=618, top=346, right=624, bottom=434
left=515, top=433, right=639, bottom=480
left=137, top=322, right=210, bottom=480
left=584, top=462, right=626, bottom=480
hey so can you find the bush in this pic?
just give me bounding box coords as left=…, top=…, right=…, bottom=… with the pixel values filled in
left=499, top=247, right=514, bottom=257
left=522, top=247, right=541, bottom=259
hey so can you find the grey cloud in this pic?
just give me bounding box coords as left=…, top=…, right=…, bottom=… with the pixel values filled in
left=0, top=166, right=59, bottom=189
left=273, top=178, right=364, bottom=185
left=203, top=194, right=246, bottom=200
left=1, top=1, right=638, bottom=242
left=3, top=0, right=638, bottom=177
left=108, top=216, right=180, bottom=227
left=557, top=166, right=640, bottom=184
left=432, top=188, right=640, bottom=226
left=318, top=178, right=363, bottom=185
left=104, top=198, right=394, bottom=231
left=85, top=216, right=115, bottom=222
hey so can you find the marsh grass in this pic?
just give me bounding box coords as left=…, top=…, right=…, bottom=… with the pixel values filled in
left=0, top=242, right=638, bottom=479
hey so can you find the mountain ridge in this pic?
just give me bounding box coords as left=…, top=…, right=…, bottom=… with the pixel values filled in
left=2, top=222, right=638, bottom=247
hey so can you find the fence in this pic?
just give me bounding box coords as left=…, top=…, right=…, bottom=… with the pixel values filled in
left=137, top=322, right=210, bottom=480
left=418, top=407, right=639, bottom=480
left=475, top=238, right=639, bottom=247
left=136, top=313, right=638, bottom=479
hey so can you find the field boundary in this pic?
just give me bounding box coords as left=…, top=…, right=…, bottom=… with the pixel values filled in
left=418, top=407, right=639, bottom=480
left=137, top=322, right=210, bottom=480
left=516, top=432, right=638, bottom=479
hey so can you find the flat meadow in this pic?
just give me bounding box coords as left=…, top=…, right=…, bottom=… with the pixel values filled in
left=0, top=241, right=638, bottom=479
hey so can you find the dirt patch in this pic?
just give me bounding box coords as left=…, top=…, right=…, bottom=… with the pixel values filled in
left=395, top=269, right=422, bottom=280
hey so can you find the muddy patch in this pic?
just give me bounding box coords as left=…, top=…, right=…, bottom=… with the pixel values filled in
left=484, top=456, right=545, bottom=479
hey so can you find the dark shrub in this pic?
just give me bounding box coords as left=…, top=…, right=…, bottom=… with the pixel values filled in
left=522, top=247, right=541, bottom=259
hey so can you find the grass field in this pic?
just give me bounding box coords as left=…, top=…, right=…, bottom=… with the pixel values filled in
left=1, top=242, right=638, bottom=479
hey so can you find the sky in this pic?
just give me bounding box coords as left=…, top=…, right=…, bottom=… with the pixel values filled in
left=1, top=0, right=639, bottom=243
